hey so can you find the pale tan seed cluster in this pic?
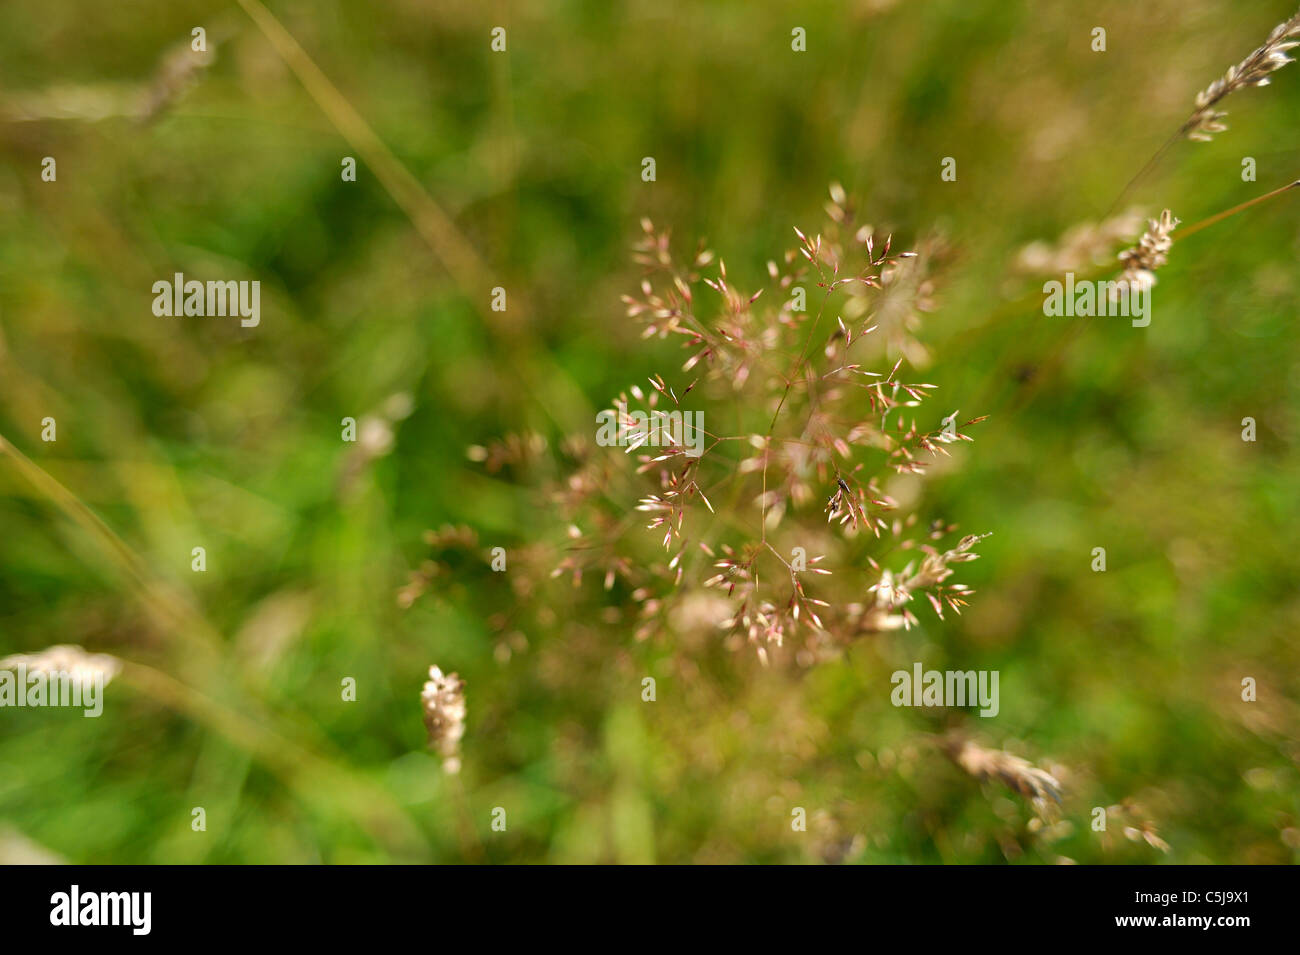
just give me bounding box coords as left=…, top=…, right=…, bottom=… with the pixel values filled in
left=1183, top=8, right=1300, bottom=141
left=457, top=187, right=992, bottom=665
left=1014, top=209, right=1144, bottom=276
left=421, top=666, right=466, bottom=774
left=944, top=737, right=1063, bottom=811
left=868, top=532, right=987, bottom=627
left=0, top=645, right=121, bottom=688
left=1117, top=210, right=1179, bottom=293
left=138, top=35, right=219, bottom=122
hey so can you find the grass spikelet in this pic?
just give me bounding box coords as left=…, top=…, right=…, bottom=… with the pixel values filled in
left=1182, top=8, right=1300, bottom=141
left=421, top=666, right=467, bottom=774
left=944, top=737, right=1063, bottom=810
left=1117, top=209, right=1179, bottom=293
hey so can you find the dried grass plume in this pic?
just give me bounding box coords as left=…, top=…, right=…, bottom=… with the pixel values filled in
left=944, top=737, right=1063, bottom=811
left=0, top=645, right=121, bottom=687
left=1117, top=209, right=1179, bottom=293
left=421, top=665, right=466, bottom=774
left=1182, top=8, right=1300, bottom=141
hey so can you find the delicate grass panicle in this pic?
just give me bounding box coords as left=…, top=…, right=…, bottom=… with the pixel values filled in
left=1182, top=7, right=1300, bottom=141
left=453, top=185, right=1214, bottom=838
left=454, top=186, right=989, bottom=669
left=416, top=6, right=1300, bottom=841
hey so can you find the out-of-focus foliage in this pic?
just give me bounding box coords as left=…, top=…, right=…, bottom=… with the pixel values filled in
left=0, top=0, right=1297, bottom=863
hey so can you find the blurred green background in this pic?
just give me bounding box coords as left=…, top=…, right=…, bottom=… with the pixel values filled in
left=1, top=0, right=1298, bottom=863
